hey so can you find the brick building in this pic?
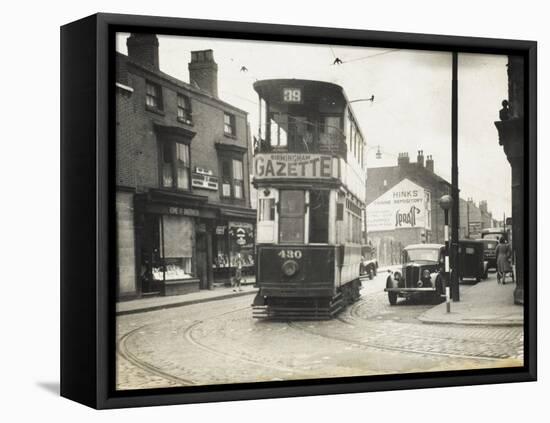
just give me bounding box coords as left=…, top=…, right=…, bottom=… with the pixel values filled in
left=116, top=33, right=255, bottom=299
left=365, top=151, right=452, bottom=266
left=458, top=198, right=498, bottom=239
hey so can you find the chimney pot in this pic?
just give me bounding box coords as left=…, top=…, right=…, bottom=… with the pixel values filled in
left=425, top=154, right=434, bottom=172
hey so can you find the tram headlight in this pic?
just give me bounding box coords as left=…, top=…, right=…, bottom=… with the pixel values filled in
left=282, top=260, right=299, bottom=277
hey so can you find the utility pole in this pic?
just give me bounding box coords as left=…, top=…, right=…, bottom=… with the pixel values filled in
left=467, top=200, right=470, bottom=238
left=451, top=51, right=460, bottom=302
left=440, top=195, right=453, bottom=313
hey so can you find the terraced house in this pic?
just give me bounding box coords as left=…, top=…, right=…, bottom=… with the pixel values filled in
left=116, top=33, right=255, bottom=299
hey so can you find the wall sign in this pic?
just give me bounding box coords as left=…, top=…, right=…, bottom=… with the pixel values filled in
left=367, top=178, right=431, bottom=232
left=192, top=173, right=219, bottom=190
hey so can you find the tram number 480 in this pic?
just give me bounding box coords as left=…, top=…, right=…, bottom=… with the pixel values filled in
left=278, top=250, right=303, bottom=259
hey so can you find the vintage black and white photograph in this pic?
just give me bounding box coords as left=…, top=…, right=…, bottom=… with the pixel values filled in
left=114, top=32, right=525, bottom=390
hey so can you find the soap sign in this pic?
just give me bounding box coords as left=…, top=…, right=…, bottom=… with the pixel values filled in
left=253, top=153, right=335, bottom=180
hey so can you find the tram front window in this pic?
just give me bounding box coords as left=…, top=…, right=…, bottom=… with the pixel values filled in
left=279, top=190, right=305, bottom=244
left=309, top=190, right=329, bottom=243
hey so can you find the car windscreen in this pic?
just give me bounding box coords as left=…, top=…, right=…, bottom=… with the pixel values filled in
left=484, top=241, right=497, bottom=250
left=405, top=249, right=439, bottom=262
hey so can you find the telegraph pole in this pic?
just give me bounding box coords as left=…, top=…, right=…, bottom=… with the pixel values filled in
left=451, top=51, right=460, bottom=302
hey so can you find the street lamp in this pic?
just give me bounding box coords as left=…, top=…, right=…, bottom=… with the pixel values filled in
left=439, top=195, right=453, bottom=313
left=365, top=144, right=382, bottom=160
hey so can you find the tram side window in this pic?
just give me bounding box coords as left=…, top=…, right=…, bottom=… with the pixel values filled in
left=279, top=190, right=305, bottom=243
left=309, top=190, right=329, bottom=243
left=269, top=113, right=288, bottom=147
left=258, top=198, right=275, bottom=221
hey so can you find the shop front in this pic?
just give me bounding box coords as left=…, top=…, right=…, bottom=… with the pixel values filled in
left=212, top=219, right=255, bottom=286
left=134, top=190, right=255, bottom=296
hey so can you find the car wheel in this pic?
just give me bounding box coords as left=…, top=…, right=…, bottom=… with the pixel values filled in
left=388, top=291, right=398, bottom=305
left=373, top=267, right=377, bottom=277
left=368, top=267, right=374, bottom=280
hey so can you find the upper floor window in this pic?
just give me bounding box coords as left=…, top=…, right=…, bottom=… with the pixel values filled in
left=145, top=81, right=163, bottom=110
left=219, top=156, right=245, bottom=201
left=177, top=94, right=192, bottom=125
left=232, top=159, right=244, bottom=199
left=224, top=112, right=236, bottom=136
left=161, top=141, right=190, bottom=190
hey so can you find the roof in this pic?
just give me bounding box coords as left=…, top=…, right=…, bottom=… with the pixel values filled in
left=253, top=78, right=365, bottom=138
left=366, top=163, right=451, bottom=205
left=405, top=243, right=444, bottom=250
left=116, top=52, right=248, bottom=116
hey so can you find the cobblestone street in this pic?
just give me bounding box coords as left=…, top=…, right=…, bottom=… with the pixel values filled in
left=116, top=271, right=524, bottom=390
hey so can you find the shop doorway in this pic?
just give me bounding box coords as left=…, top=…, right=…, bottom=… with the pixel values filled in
left=140, top=214, right=162, bottom=294
left=196, top=231, right=212, bottom=289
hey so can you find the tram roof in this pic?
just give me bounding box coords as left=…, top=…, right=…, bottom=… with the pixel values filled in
left=253, top=79, right=364, bottom=137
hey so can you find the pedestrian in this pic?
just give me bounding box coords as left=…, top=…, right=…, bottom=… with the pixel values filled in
left=232, top=253, right=244, bottom=292
left=495, top=237, right=513, bottom=284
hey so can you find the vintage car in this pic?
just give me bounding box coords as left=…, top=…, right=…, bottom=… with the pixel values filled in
left=360, top=244, right=379, bottom=280
left=459, top=239, right=489, bottom=281
left=385, top=244, right=445, bottom=305
left=477, top=238, right=498, bottom=271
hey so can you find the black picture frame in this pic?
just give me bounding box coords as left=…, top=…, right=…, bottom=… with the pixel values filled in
left=60, top=13, right=537, bottom=409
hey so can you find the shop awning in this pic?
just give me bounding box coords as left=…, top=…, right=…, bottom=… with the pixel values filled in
left=219, top=206, right=257, bottom=221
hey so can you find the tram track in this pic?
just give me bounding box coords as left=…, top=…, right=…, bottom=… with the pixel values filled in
left=184, top=306, right=306, bottom=373
left=118, top=304, right=310, bottom=385
left=287, top=303, right=508, bottom=362
left=117, top=324, right=195, bottom=387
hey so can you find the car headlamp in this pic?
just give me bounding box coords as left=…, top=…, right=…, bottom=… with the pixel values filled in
left=423, top=269, right=431, bottom=279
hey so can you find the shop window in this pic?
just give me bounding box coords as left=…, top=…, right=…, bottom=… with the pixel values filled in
left=279, top=190, right=305, bottom=244
left=224, top=112, right=236, bottom=136
left=161, top=141, right=190, bottom=190
left=177, top=94, right=192, bottom=124
left=141, top=215, right=195, bottom=292
left=146, top=81, right=162, bottom=110
left=309, top=190, right=329, bottom=243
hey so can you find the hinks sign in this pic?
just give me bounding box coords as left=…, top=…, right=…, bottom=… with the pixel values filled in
left=367, top=179, right=432, bottom=232
left=253, top=153, right=336, bottom=180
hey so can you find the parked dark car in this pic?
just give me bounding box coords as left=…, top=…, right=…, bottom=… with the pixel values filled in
left=458, top=239, right=488, bottom=282
left=477, top=238, right=498, bottom=271
left=385, top=244, right=445, bottom=305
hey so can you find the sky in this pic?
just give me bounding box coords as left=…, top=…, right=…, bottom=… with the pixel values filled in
left=116, top=33, right=512, bottom=218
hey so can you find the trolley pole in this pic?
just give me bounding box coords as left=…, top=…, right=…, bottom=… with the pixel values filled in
left=440, top=195, right=453, bottom=313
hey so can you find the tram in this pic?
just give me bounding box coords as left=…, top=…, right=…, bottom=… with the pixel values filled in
left=251, top=79, right=368, bottom=319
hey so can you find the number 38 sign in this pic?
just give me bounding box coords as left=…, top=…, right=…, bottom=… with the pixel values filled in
left=283, top=88, right=302, bottom=103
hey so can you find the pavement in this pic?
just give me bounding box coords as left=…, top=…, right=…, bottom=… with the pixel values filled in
left=116, top=283, right=257, bottom=316
left=418, top=276, right=523, bottom=326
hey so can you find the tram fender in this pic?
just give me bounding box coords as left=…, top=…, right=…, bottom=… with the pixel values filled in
left=252, top=293, right=266, bottom=306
